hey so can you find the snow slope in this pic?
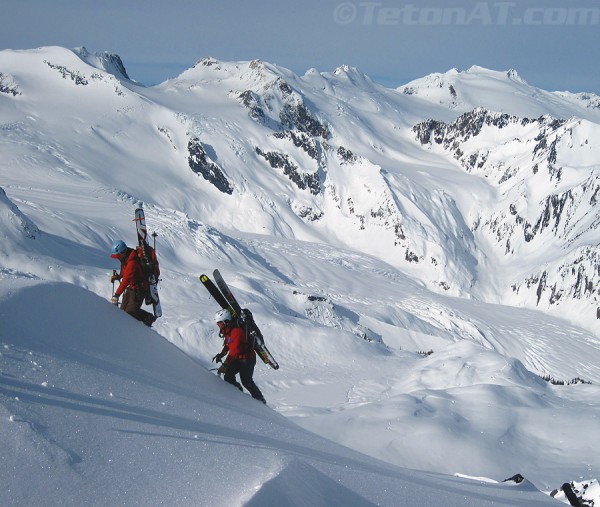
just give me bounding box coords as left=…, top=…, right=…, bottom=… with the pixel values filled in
left=399, top=66, right=600, bottom=122
left=1, top=46, right=600, bottom=505
left=0, top=279, right=560, bottom=506
left=2, top=47, right=599, bottom=328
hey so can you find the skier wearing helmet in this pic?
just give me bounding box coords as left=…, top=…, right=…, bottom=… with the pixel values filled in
left=110, top=239, right=156, bottom=327
left=212, top=308, right=266, bottom=404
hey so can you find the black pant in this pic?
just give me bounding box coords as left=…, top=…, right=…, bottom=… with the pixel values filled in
left=224, top=356, right=265, bottom=401
left=121, top=287, right=155, bottom=326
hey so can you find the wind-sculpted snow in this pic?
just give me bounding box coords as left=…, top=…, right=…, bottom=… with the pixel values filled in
left=0, top=186, right=40, bottom=241
left=0, top=280, right=564, bottom=506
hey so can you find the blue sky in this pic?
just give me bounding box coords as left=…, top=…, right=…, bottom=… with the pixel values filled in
left=2, top=0, right=599, bottom=93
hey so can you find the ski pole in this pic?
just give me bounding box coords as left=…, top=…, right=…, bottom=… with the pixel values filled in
left=151, top=231, right=160, bottom=286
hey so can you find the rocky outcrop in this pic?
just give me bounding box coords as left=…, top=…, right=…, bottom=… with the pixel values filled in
left=0, top=73, right=20, bottom=96
left=44, top=60, right=90, bottom=85
left=273, top=130, right=319, bottom=160
left=336, top=146, right=357, bottom=164
left=279, top=100, right=330, bottom=138
left=188, top=137, right=233, bottom=194
left=255, top=147, right=320, bottom=194
left=236, top=75, right=330, bottom=139
left=238, top=90, right=268, bottom=123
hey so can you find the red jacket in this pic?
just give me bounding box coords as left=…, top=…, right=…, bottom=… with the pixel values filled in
left=114, top=249, right=147, bottom=297
left=222, top=325, right=255, bottom=364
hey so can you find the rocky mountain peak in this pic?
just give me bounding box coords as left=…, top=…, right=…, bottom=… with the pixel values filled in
left=72, top=46, right=130, bottom=80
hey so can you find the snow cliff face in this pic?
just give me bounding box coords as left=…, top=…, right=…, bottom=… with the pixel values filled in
left=72, top=46, right=130, bottom=81
left=0, top=46, right=599, bottom=331
left=0, top=187, right=40, bottom=243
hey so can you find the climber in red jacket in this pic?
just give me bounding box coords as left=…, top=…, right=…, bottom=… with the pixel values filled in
left=212, top=308, right=266, bottom=404
left=110, top=239, right=156, bottom=327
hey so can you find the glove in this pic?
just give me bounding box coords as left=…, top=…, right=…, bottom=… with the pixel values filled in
left=111, top=296, right=119, bottom=306
left=110, top=272, right=121, bottom=283
left=217, top=363, right=227, bottom=376
left=212, top=352, right=225, bottom=363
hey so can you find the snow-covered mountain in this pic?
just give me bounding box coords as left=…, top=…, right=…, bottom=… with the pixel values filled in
left=1, top=46, right=600, bottom=505
left=2, top=47, right=599, bottom=327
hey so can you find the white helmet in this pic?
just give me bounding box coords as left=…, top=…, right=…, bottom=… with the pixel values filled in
left=214, top=308, right=232, bottom=323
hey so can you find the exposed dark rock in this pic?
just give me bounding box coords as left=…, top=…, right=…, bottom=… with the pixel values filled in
left=255, top=147, right=320, bottom=195
left=336, top=146, right=357, bottom=164
left=295, top=205, right=323, bottom=222
left=273, top=130, right=319, bottom=159
left=536, top=271, right=547, bottom=305
left=277, top=78, right=293, bottom=97
left=196, top=56, right=219, bottom=67
left=0, top=73, right=21, bottom=96
left=187, top=137, right=233, bottom=194
left=100, top=52, right=129, bottom=80
left=541, top=374, right=592, bottom=386
left=44, top=60, right=89, bottom=85
left=413, top=119, right=446, bottom=146
left=75, top=47, right=130, bottom=80
left=405, top=249, right=419, bottom=263
left=238, top=76, right=330, bottom=140
left=521, top=191, right=574, bottom=242
left=394, top=222, right=406, bottom=242
left=414, top=109, right=566, bottom=166
left=238, top=90, right=267, bottom=122
left=279, top=101, right=330, bottom=139
left=515, top=245, right=600, bottom=309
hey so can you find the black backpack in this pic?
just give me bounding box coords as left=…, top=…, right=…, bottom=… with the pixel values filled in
left=238, top=308, right=261, bottom=352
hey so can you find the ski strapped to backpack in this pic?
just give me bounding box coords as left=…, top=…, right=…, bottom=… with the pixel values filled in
left=134, top=207, right=162, bottom=318
left=200, top=270, right=279, bottom=370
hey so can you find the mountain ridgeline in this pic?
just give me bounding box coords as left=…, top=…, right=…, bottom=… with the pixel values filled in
left=413, top=108, right=600, bottom=315
left=1, top=47, right=599, bottom=331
